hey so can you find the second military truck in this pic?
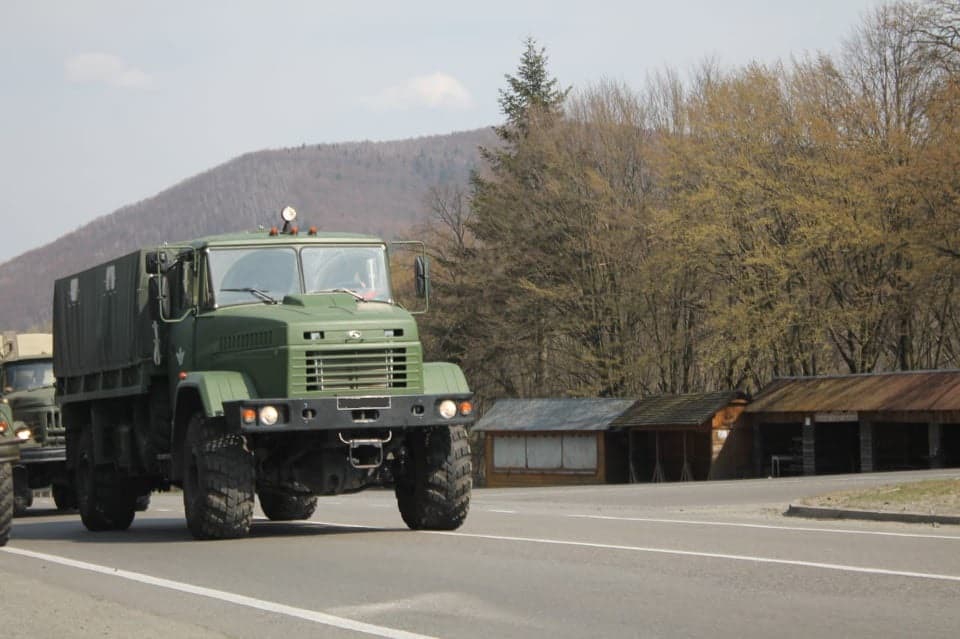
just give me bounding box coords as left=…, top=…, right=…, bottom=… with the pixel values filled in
left=53, top=207, right=473, bottom=539
left=1, top=332, right=72, bottom=514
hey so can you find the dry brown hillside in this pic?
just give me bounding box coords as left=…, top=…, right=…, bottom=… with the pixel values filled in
left=0, top=128, right=494, bottom=330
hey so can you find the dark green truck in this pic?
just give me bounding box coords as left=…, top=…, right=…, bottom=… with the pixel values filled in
left=54, top=207, right=473, bottom=539
left=0, top=332, right=73, bottom=514
left=1, top=399, right=23, bottom=545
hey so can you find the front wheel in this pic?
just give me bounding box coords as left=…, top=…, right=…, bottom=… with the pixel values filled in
left=395, top=425, right=471, bottom=530
left=0, top=462, right=13, bottom=546
left=182, top=413, right=254, bottom=540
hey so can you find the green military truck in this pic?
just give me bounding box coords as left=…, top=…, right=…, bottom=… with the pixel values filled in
left=0, top=332, right=74, bottom=514
left=1, top=399, right=24, bottom=545
left=54, top=207, right=473, bottom=539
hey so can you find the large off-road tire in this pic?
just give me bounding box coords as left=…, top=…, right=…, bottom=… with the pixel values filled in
left=13, top=466, right=32, bottom=516
left=76, top=428, right=136, bottom=531
left=182, top=413, right=254, bottom=540
left=0, top=462, right=13, bottom=546
left=134, top=494, right=151, bottom=512
left=258, top=489, right=318, bottom=521
left=396, top=425, right=471, bottom=530
left=52, top=482, right=78, bottom=511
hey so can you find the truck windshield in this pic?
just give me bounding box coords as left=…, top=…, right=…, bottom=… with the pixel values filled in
left=303, top=246, right=392, bottom=303
left=208, top=245, right=393, bottom=307
left=209, top=248, right=300, bottom=307
left=2, top=359, right=55, bottom=392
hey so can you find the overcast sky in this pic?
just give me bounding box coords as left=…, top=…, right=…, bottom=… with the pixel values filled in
left=1, top=0, right=882, bottom=260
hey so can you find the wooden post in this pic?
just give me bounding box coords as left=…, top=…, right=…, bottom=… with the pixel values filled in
left=929, top=423, right=943, bottom=469
left=802, top=417, right=816, bottom=476
left=859, top=421, right=874, bottom=473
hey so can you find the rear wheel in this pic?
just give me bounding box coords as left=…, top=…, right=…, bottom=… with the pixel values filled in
left=396, top=425, right=471, bottom=530
left=52, top=482, right=78, bottom=511
left=0, top=462, right=13, bottom=546
left=76, top=428, right=136, bottom=531
left=258, top=489, right=318, bottom=521
left=182, top=413, right=254, bottom=540
left=13, top=466, right=32, bottom=516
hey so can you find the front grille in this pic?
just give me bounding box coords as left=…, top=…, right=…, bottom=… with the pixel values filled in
left=17, top=408, right=65, bottom=445
left=302, top=348, right=409, bottom=392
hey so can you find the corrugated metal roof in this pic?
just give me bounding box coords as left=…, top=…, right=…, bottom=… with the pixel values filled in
left=472, top=398, right=635, bottom=432
left=746, top=370, right=960, bottom=414
left=610, top=391, right=746, bottom=429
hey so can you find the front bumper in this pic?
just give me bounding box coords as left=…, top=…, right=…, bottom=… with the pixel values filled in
left=224, top=394, right=474, bottom=433
left=0, top=441, right=20, bottom=464
left=19, top=445, right=66, bottom=465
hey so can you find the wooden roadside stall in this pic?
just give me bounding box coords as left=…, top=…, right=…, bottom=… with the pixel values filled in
left=609, top=391, right=750, bottom=482
left=473, top=398, right=635, bottom=488
left=746, top=370, right=960, bottom=477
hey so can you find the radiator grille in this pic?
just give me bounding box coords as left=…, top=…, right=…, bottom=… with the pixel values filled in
left=302, top=348, right=409, bottom=392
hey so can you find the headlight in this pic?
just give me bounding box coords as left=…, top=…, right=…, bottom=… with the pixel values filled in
left=259, top=405, right=279, bottom=426
left=438, top=400, right=457, bottom=420
left=15, top=427, right=32, bottom=441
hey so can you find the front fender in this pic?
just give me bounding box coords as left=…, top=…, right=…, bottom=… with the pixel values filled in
left=422, top=362, right=471, bottom=395
left=175, top=371, right=257, bottom=419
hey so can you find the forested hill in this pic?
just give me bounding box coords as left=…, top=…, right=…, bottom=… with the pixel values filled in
left=0, top=128, right=494, bottom=331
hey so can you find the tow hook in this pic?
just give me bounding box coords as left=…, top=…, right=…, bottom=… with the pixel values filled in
left=338, top=432, right=392, bottom=469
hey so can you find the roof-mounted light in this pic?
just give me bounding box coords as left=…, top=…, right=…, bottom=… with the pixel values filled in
left=281, top=206, right=297, bottom=223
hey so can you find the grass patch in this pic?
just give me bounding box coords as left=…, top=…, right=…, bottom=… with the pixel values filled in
left=800, top=478, right=960, bottom=515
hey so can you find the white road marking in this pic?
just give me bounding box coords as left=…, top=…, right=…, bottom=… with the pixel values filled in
left=486, top=509, right=517, bottom=514
left=295, top=520, right=960, bottom=584
left=425, top=530, right=960, bottom=583
left=1, top=546, right=436, bottom=639
left=565, top=514, right=960, bottom=541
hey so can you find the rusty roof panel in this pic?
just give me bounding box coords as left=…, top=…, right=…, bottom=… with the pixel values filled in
left=746, top=370, right=960, bottom=414
left=611, top=391, right=746, bottom=429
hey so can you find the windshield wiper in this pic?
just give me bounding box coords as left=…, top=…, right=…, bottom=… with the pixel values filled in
left=221, top=287, right=279, bottom=304
left=310, top=288, right=367, bottom=301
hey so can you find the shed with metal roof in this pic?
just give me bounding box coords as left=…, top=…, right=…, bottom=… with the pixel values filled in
left=473, top=398, right=634, bottom=487
left=746, top=370, right=960, bottom=476
left=610, top=391, right=750, bottom=482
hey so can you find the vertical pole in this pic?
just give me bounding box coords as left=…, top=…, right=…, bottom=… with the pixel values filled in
left=628, top=430, right=636, bottom=483
left=929, top=423, right=943, bottom=469
left=859, top=421, right=874, bottom=473
left=802, top=416, right=816, bottom=476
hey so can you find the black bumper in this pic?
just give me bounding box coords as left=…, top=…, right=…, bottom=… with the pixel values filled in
left=19, top=445, right=67, bottom=465
left=0, top=441, right=20, bottom=464
left=224, top=394, right=474, bottom=433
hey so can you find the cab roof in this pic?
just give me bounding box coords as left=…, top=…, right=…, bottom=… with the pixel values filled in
left=187, top=229, right=385, bottom=249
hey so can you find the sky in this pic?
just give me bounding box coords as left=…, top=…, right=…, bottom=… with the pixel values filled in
left=0, top=0, right=883, bottom=260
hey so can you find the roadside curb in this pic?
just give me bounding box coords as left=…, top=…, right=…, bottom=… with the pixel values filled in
left=785, top=504, right=960, bottom=526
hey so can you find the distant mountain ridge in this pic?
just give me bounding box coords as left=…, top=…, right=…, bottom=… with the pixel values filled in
left=0, top=128, right=494, bottom=330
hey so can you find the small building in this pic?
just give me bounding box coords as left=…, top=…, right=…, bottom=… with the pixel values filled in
left=473, top=398, right=634, bottom=487
left=609, top=391, right=750, bottom=482
left=746, top=370, right=960, bottom=476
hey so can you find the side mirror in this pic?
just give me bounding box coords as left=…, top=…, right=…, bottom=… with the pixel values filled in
left=414, top=255, right=430, bottom=299
left=146, top=251, right=168, bottom=273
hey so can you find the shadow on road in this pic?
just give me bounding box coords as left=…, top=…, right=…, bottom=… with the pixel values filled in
left=10, top=516, right=402, bottom=545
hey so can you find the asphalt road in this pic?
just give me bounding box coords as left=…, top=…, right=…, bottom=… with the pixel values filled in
left=2, top=469, right=959, bottom=638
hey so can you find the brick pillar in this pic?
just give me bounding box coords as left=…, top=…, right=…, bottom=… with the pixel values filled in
left=929, top=423, right=943, bottom=469
left=802, top=418, right=816, bottom=476
left=859, top=421, right=874, bottom=473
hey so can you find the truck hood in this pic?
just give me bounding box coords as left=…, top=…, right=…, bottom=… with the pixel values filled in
left=206, top=293, right=420, bottom=343
left=4, top=387, right=56, bottom=411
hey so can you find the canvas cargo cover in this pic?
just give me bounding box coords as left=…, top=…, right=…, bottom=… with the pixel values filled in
left=53, top=250, right=155, bottom=378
